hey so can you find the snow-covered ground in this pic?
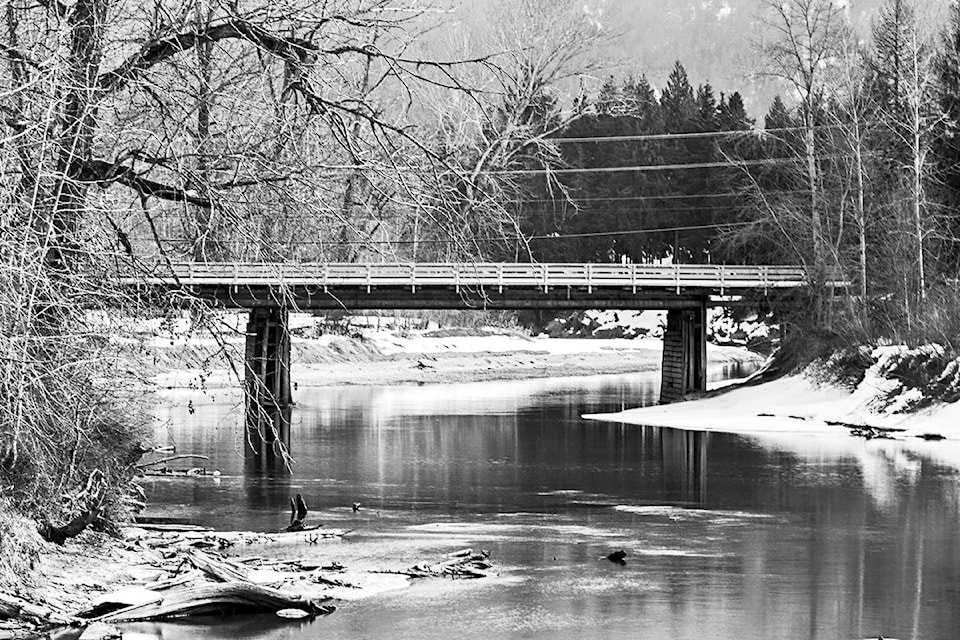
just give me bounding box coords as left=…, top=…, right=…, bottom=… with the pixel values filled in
left=585, top=345, right=960, bottom=466
left=370, top=330, right=664, bottom=356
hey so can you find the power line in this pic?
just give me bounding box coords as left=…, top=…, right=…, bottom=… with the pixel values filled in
left=486, top=156, right=804, bottom=176
left=527, top=222, right=752, bottom=240
left=508, top=189, right=811, bottom=204
left=145, top=222, right=750, bottom=248
left=541, top=124, right=842, bottom=145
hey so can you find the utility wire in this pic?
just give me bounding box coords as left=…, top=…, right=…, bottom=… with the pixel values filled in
left=485, top=157, right=807, bottom=176
left=507, top=189, right=812, bottom=204
left=541, top=124, right=836, bottom=144
left=146, top=222, right=751, bottom=247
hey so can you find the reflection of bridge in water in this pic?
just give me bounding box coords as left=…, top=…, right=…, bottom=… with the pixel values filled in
left=126, top=261, right=846, bottom=466
left=661, top=429, right=709, bottom=503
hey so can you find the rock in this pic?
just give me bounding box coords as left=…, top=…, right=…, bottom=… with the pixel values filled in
left=78, top=622, right=122, bottom=640
left=606, top=550, right=627, bottom=565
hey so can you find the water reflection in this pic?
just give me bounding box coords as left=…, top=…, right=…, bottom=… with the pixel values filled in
left=244, top=404, right=291, bottom=476
left=661, top=429, right=708, bottom=503
left=140, top=365, right=960, bottom=640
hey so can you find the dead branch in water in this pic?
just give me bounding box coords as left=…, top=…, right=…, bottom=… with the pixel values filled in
left=135, top=454, right=210, bottom=469
left=284, top=494, right=309, bottom=532
left=375, top=548, right=494, bottom=579
left=96, top=583, right=334, bottom=622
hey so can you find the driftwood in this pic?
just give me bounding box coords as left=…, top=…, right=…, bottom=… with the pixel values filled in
left=132, top=520, right=212, bottom=533
left=825, top=420, right=906, bottom=440
left=0, top=591, right=75, bottom=626
left=97, top=583, right=334, bottom=622
left=284, top=494, right=309, bottom=532
left=124, top=526, right=345, bottom=553
left=376, top=548, right=493, bottom=579
left=39, top=470, right=107, bottom=545
left=135, top=454, right=210, bottom=469
left=188, top=550, right=251, bottom=583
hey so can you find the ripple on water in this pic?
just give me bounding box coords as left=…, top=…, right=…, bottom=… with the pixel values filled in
left=613, top=505, right=783, bottom=524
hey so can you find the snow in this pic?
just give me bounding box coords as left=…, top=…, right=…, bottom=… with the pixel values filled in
left=369, top=330, right=664, bottom=356
left=585, top=367, right=960, bottom=468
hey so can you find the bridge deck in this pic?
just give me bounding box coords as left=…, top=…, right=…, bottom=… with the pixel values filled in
left=126, top=262, right=845, bottom=310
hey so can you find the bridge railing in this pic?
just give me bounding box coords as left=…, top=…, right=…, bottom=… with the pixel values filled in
left=124, top=262, right=847, bottom=292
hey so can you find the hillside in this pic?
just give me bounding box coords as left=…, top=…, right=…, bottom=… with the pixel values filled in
left=447, top=0, right=946, bottom=118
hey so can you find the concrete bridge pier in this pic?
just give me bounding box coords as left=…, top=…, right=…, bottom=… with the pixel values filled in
left=659, top=298, right=708, bottom=404
left=244, top=307, right=292, bottom=468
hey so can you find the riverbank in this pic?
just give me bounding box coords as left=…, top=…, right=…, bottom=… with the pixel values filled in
left=585, top=344, right=960, bottom=452
left=148, top=330, right=764, bottom=390
left=0, top=522, right=492, bottom=638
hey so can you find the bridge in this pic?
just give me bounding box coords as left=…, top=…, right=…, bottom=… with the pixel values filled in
left=126, top=261, right=844, bottom=458
left=133, top=262, right=819, bottom=310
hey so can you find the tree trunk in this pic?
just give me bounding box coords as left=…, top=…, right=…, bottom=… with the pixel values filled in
left=47, top=0, right=109, bottom=271
left=854, top=126, right=869, bottom=331
left=805, top=119, right=822, bottom=268
left=192, top=0, right=220, bottom=262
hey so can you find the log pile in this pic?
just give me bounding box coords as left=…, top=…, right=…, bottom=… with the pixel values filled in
left=0, top=533, right=496, bottom=638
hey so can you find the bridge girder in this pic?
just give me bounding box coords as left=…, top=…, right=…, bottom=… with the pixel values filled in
left=149, top=284, right=779, bottom=311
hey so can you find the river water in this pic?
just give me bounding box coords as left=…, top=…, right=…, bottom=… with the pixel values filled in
left=135, top=364, right=960, bottom=640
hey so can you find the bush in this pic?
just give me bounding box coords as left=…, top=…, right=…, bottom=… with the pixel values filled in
left=0, top=234, right=147, bottom=542
left=0, top=499, right=44, bottom=591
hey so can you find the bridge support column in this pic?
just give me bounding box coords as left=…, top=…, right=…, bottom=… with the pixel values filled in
left=659, top=298, right=707, bottom=404
left=245, top=308, right=292, bottom=468
left=245, top=307, right=292, bottom=409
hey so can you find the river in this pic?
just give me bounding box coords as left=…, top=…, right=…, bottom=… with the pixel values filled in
left=134, top=363, right=960, bottom=640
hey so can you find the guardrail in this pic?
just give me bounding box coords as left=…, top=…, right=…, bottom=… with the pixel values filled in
left=124, top=262, right=846, bottom=294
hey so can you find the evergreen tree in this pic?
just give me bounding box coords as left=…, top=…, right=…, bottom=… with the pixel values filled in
left=596, top=76, right=624, bottom=115
left=934, top=1, right=960, bottom=267
left=696, top=83, right=719, bottom=131
left=718, top=92, right=753, bottom=131
left=623, top=75, right=662, bottom=130
left=660, top=61, right=697, bottom=133
left=870, top=0, right=914, bottom=117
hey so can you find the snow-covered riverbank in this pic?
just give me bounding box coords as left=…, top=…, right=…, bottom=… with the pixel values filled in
left=585, top=345, right=960, bottom=463
left=153, top=330, right=763, bottom=389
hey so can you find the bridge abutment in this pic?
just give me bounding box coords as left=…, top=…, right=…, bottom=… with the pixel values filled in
left=659, top=299, right=707, bottom=404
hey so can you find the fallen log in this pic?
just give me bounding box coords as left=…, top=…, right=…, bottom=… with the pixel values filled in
left=188, top=550, right=250, bottom=583
left=132, top=523, right=213, bottom=533
left=98, top=583, right=335, bottom=622
left=135, top=455, right=210, bottom=470
left=0, top=591, right=74, bottom=626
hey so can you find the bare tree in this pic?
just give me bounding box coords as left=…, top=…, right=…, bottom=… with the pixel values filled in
left=870, top=0, right=942, bottom=315
left=416, top=0, right=612, bottom=261
left=756, top=0, right=847, bottom=269
left=0, top=0, right=504, bottom=539
left=823, top=39, right=876, bottom=329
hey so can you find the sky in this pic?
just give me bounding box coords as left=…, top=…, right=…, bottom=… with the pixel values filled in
left=444, top=0, right=950, bottom=119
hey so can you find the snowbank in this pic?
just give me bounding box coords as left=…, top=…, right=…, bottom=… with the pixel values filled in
left=586, top=345, right=960, bottom=448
